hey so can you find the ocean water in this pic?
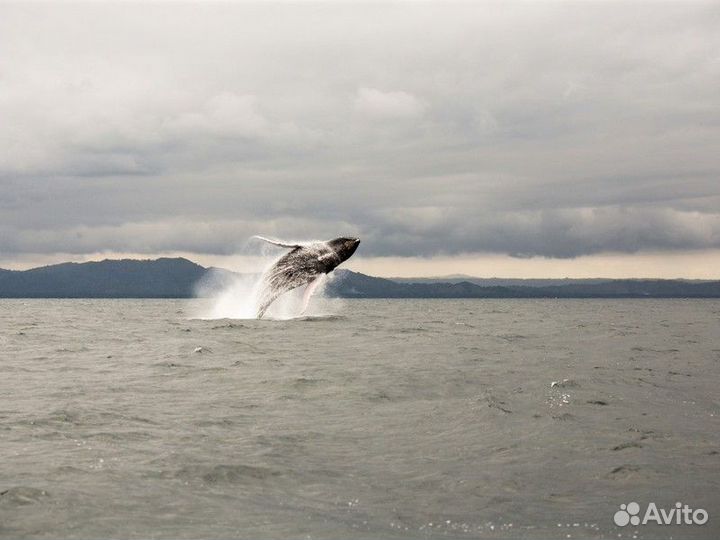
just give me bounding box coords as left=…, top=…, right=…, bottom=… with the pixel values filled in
left=0, top=299, right=718, bottom=539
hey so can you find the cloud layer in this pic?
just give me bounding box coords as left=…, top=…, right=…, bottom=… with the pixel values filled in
left=1, top=2, right=719, bottom=262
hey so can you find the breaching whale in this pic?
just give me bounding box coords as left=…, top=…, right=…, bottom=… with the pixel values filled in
left=253, top=236, right=360, bottom=319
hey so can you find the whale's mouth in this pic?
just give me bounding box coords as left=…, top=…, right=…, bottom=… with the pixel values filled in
left=345, top=238, right=360, bottom=257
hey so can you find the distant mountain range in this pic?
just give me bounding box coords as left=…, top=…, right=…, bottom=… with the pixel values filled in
left=0, top=258, right=208, bottom=298
left=0, top=257, right=719, bottom=298
left=391, top=276, right=613, bottom=287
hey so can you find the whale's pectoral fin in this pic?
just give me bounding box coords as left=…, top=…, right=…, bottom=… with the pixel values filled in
left=301, top=275, right=324, bottom=315
left=252, top=236, right=302, bottom=249
left=256, top=288, right=282, bottom=319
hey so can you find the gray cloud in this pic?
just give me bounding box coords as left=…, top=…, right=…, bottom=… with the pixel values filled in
left=1, top=2, right=719, bottom=261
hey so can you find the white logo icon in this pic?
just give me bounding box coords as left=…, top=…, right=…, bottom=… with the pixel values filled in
left=614, top=502, right=641, bottom=526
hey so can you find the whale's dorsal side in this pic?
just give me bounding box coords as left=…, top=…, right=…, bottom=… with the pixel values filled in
left=252, top=236, right=302, bottom=249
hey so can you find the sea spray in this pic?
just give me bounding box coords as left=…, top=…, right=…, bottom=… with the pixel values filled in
left=193, top=269, right=263, bottom=319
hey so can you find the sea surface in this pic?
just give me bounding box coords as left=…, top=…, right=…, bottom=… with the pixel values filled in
left=0, top=299, right=718, bottom=539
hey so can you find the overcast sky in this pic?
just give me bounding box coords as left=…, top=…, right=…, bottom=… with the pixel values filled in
left=1, top=1, right=719, bottom=277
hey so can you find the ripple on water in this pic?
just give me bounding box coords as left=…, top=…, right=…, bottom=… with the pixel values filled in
left=176, top=464, right=283, bottom=485
left=0, top=487, right=50, bottom=507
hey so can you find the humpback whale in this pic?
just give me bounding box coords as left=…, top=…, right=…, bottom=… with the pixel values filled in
left=253, top=236, right=360, bottom=319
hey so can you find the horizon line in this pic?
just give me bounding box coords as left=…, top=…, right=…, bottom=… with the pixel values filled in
left=1, top=255, right=718, bottom=282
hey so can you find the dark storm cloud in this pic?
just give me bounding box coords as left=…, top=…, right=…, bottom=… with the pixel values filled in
left=1, top=2, right=719, bottom=259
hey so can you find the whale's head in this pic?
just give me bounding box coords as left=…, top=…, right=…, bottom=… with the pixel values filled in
left=328, top=237, right=360, bottom=263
